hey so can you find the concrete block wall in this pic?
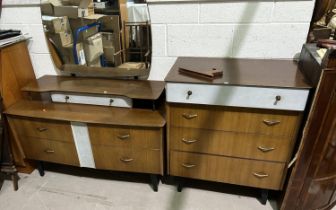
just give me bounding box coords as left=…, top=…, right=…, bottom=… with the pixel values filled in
left=1, top=0, right=58, bottom=78
left=0, top=0, right=315, bottom=80
left=148, top=0, right=315, bottom=80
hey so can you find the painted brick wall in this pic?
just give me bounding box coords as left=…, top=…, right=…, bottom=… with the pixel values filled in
left=0, top=0, right=315, bottom=80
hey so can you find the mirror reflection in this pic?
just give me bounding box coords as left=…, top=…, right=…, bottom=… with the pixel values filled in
left=41, top=0, right=151, bottom=77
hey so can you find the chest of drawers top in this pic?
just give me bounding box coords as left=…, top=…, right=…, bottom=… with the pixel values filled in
left=165, top=57, right=310, bottom=89
left=165, top=57, right=311, bottom=111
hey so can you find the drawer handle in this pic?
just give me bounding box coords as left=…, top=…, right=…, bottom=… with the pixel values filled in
left=181, top=138, right=198, bottom=144
left=253, top=172, right=269, bottom=178
left=182, top=113, right=198, bottom=120
left=37, top=127, right=48, bottom=132
left=109, top=99, right=114, bottom=106
left=258, top=146, right=275, bottom=153
left=120, top=157, right=134, bottom=163
left=65, top=95, right=70, bottom=103
left=44, top=149, right=55, bottom=154
left=274, top=95, right=281, bottom=105
left=263, top=120, right=280, bottom=126
left=186, top=90, right=192, bottom=100
left=181, top=163, right=196, bottom=168
left=117, top=134, right=130, bottom=140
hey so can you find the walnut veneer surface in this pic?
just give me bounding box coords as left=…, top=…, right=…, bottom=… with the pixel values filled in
left=165, top=57, right=310, bottom=88
left=22, top=75, right=165, bottom=100
left=165, top=57, right=310, bottom=191
left=5, top=100, right=165, bottom=128
left=6, top=103, right=165, bottom=175
left=0, top=40, right=37, bottom=170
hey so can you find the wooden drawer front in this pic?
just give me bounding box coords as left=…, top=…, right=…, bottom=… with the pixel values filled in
left=89, top=125, right=161, bottom=149
left=170, top=151, right=285, bottom=190
left=51, top=93, right=133, bottom=108
left=92, top=146, right=162, bottom=174
left=166, top=83, right=309, bottom=111
left=170, top=104, right=301, bottom=138
left=20, top=136, right=79, bottom=166
left=170, top=127, right=293, bottom=162
left=8, top=117, right=73, bottom=142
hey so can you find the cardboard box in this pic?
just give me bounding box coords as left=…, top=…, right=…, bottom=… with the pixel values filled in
left=99, top=15, right=120, bottom=33
left=43, top=16, right=71, bottom=34
left=102, top=32, right=121, bottom=66
left=49, top=31, right=73, bottom=47
left=54, top=5, right=94, bottom=18
left=61, top=42, right=86, bottom=65
left=87, top=57, right=101, bottom=67
left=118, top=62, right=146, bottom=70
left=41, top=2, right=54, bottom=16
left=60, top=0, right=71, bottom=5
left=48, top=0, right=62, bottom=6
left=84, top=33, right=103, bottom=62
left=69, top=17, right=99, bottom=42
left=69, top=0, right=92, bottom=7
left=102, top=32, right=120, bottom=50
left=70, top=14, right=120, bottom=33
left=94, top=2, right=108, bottom=9
left=62, top=0, right=93, bottom=7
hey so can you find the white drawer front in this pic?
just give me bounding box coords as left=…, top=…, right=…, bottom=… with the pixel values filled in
left=51, top=93, right=132, bottom=108
left=166, top=83, right=309, bottom=111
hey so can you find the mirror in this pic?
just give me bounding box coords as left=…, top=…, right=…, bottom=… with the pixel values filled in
left=40, top=0, right=151, bottom=78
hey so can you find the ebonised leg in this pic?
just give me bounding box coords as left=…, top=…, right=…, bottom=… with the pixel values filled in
left=259, top=189, right=269, bottom=205
left=177, top=178, right=184, bottom=192
left=150, top=174, right=159, bottom=192
left=0, top=175, right=4, bottom=191
left=37, top=161, right=45, bottom=177
left=11, top=173, right=18, bottom=191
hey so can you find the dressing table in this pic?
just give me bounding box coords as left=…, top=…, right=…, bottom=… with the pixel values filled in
left=165, top=57, right=311, bottom=204
left=4, top=75, right=166, bottom=191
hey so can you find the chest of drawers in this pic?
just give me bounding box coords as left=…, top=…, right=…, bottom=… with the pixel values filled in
left=165, top=57, right=311, bottom=203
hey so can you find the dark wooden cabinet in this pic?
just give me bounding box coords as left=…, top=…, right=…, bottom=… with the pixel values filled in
left=281, top=45, right=336, bottom=210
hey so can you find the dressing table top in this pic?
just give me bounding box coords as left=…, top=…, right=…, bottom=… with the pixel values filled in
left=22, top=75, right=165, bottom=100
left=5, top=100, right=165, bottom=128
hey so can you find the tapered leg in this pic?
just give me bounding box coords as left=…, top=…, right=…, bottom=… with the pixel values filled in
left=37, top=161, right=45, bottom=177
left=259, top=189, right=269, bottom=205
left=177, top=178, right=184, bottom=192
left=11, top=173, right=18, bottom=191
left=0, top=176, right=4, bottom=191
left=150, top=174, right=159, bottom=192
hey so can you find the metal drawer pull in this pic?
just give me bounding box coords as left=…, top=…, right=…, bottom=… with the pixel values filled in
left=274, top=95, right=281, bottom=105
left=182, top=113, right=198, bottom=119
left=117, top=134, right=130, bottom=140
left=253, top=172, right=269, bottom=178
left=120, top=157, right=134, bottom=163
left=263, top=120, right=280, bottom=126
left=65, top=95, right=70, bottom=103
left=44, top=149, right=55, bottom=154
left=181, top=138, right=198, bottom=144
left=109, top=99, right=114, bottom=106
left=37, top=127, right=48, bottom=132
left=181, top=163, right=196, bottom=168
left=186, top=90, right=192, bottom=100
left=258, top=146, right=275, bottom=153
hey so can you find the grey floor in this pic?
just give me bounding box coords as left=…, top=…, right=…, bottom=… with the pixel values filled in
left=0, top=166, right=281, bottom=210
